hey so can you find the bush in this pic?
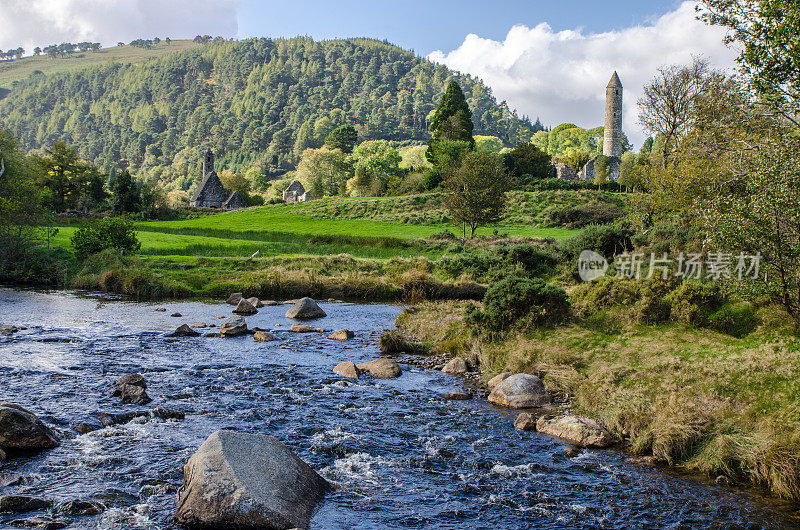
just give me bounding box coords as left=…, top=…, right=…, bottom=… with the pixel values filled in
left=559, top=223, right=633, bottom=263
left=71, top=217, right=141, bottom=262
left=469, top=276, right=570, bottom=332
left=666, top=280, right=722, bottom=326
left=632, top=277, right=678, bottom=324
left=571, top=276, right=640, bottom=317
left=708, top=303, right=758, bottom=338
left=546, top=202, right=626, bottom=228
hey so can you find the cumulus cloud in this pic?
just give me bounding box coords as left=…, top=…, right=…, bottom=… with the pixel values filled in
left=428, top=1, right=738, bottom=147
left=0, top=0, right=240, bottom=52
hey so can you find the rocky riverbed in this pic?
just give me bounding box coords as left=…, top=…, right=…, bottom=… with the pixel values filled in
left=0, top=287, right=797, bottom=528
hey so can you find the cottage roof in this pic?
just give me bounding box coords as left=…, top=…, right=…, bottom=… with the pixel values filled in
left=222, top=190, right=247, bottom=209
left=284, top=180, right=306, bottom=195
left=190, top=170, right=226, bottom=203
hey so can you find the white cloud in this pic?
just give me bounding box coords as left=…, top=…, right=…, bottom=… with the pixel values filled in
left=428, top=1, right=738, bottom=147
left=0, top=0, right=240, bottom=52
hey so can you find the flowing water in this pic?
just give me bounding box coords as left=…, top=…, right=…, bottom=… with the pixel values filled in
left=0, top=288, right=797, bottom=529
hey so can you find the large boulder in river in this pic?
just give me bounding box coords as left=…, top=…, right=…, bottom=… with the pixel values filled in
left=536, top=415, right=615, bottom=448
left=0, top=495, right=53, bottom=513
left=168, top=324, right=200, bottom=338
left=328, top=329, right=354, bottom=341
left=0, top=404, right=59, bottom=451
left=175, top=430, right=329, bottom=529
left=111, top=373, right=151, bottom=405
left=487, top=374, right=549, bottom=408
left=442, top=357, right=468, bottom=375
left=285, top=297, right=326, bottom=320
left=226, top=293, right=243, bottom=305
left=253, top=331, right=277, bottom=342
left=221, top=317, right=248, bottom=337
left=487, top=372, right=512, bottom=391
left=247, top=297, right=264, bottom=308
left=357, top=358, right=402, bottom=379
left=233, top=298, right=258, bottom=316
left=333, top=361, right=360, bottom=379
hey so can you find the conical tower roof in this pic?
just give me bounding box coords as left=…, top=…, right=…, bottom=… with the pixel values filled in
left=607, top=71, right=622, bottom=88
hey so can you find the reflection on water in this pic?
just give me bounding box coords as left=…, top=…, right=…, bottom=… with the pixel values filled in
left=0, top=288, right=797, bottom=529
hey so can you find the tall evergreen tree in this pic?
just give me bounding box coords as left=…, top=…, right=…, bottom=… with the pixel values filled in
left=429, top=81, right=475, bottom=147
left=110, top=170, right=140, bottom=213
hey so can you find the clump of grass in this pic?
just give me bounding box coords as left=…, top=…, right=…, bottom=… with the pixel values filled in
left=379, top=330, right=427, bottom=355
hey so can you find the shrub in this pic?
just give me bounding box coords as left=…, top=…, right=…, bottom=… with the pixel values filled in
left=71, top=217, right=141, bottom=262
left=571, top=276, right=640, bottom=317
left=546, top=202, right=626, bottom=228
left=708, top=303, right=757, bottom=338
left=469, top=276, right=570, bottom=332
left=666, top=280, right=722, bottom=326
left=559, top=223, right=633, bottom=263
left=632, top=277, right=678, bottom=324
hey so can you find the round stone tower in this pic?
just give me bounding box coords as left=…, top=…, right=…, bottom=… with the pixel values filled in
left=603, top=72, right=623, bottom=159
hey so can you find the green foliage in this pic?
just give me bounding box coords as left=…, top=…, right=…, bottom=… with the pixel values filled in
left=665, top=280, right=722, bottom=326
left=429, top=81, right=475, bottom=148
left=503, top=142, right=553, bottom=185
left=71, top=216, right=141, bottom=262
left=546, top=202, right=626, bottom=228
left=571, top=276, right=640, bottom=318
left=325, top=125, right=358, bottom=154
left=295, top=147, right=352, bottom=196
left=559, top=224, right=633, bottom=262
left=111, top=170, right=140, bottom=213
left=474, top=135, right=504, bottom=153
left=469, top=276, right=570, bottom=332
left=0, top=38, right=538, bottom=188
left=708, top=302, right=757, bottom=338
left=437, top=244, right=558, bottom=282
left=443, top=151, right=509, bottom=237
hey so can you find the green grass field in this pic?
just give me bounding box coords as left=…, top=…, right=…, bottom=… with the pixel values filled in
left=0, top=40, right=199, bottom=89
left=54, top=202, right=576, bottom=259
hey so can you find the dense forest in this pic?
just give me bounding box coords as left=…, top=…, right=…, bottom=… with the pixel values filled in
left=0, top=37, right=542, bottom=191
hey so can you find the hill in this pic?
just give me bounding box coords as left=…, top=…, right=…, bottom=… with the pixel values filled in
left=0, top=40, right=201, bottom=90
left=0, top=37, right=542, bottom=191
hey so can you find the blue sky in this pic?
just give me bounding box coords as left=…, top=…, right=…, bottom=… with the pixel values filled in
left=237, top=0, right=686, bottom=55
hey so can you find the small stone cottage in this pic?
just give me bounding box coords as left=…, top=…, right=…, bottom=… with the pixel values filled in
left=190, top=150, right=246, bottom=209
left=282, top=180, right=307, bottom=203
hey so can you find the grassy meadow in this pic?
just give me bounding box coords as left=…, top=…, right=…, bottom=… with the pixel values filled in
left=0, top=40, right=200, bottom=89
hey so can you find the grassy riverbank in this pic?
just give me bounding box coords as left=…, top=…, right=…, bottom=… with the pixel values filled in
left=396, top=300, right=800, bottom=501
left=50, top=197, right=578, bottom=301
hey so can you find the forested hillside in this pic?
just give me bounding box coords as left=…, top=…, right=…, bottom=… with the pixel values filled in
left=0, top=37, right=541, bottom=190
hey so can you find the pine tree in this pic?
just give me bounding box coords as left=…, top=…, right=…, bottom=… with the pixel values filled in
left=429, top=81, right=474, bottom=147
left=111, top=170, right=140, bottom=213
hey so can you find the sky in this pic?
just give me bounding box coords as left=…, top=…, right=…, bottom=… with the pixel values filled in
left=0, top=0, right=738, bottom=146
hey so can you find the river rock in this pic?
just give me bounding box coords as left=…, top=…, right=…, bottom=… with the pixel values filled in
left=233, top=298, right=258, bottom=315
left=0, top=448, right=5, bottom=463
left=149, top=407, right=185, bottom=420
left=333, top=361, right=360, bottom=379
left=0, top=495, right=53, bottom=513
left=536, top=415, right=615, bottom=448
left=168, top=324, right=200, bottom=337
left=1, top=325, right=21, bottom=336
left=514, top=412, right=538, bottom=431
left=356, top=358, right=402, bottom=379
left=443, top=392, right=471, bottom=400
left=8, top=516, right=66, bottom=529
left=55, top=499, right=105, bottom=516
left=171, top=313, right=182, bottom=318
left=226, top=293, right=243, bottom=305
left=262, top=300, right=279, bottom=306
left=0, top=404, right=59, bottom=451
left=487, top=372, right=512, bottom=391
left=285, top=297, right=326, bottom=320
left=328, top=329, right=354, bottom=341
left=487, top=374, right=549, bottom=408
left=290, top=323, right=316, bottom=333
left=221, top=317, right=248, bottom=337
left=442, top=357, right=468, bottom=375
left=155, top=307, right=167, bottom=312
left=191, top=323, right=207, bottom=328
left=118, top=385, right=152, bottom=405
left=247, top=297, right=264, bottom=308
left=253, top=331, right=277, bottom=342
left=175, top=430, right=329, bottom=529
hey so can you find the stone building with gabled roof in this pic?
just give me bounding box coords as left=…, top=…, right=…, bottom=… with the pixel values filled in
left=190, top=150, right=246, bottom=209
left=223, top=190, right=248, bottom=209
left=282, top=180, right=307, bottom=203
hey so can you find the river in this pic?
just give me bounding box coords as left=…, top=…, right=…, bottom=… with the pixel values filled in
left=0, top=288, right=797, bottom=529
